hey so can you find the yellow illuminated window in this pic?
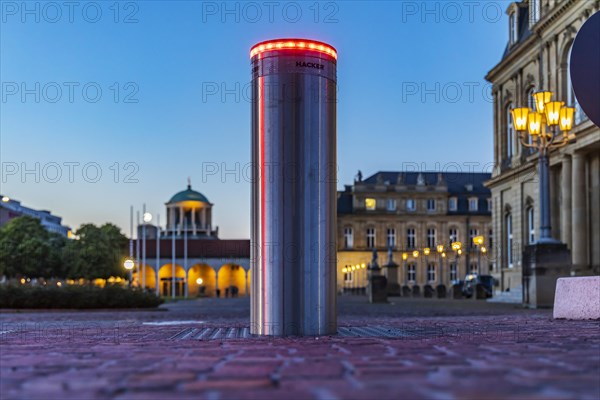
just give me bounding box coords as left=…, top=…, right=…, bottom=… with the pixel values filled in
left=365, top=198, right=376, bottom=210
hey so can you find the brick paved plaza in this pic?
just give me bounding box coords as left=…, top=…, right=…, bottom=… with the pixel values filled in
left=1, top=297, right=599, bottom=400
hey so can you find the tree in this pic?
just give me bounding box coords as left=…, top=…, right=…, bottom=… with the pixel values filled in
left=0, top=216, right=63, bottom=278
left=64, top=223, right=128, bottom=280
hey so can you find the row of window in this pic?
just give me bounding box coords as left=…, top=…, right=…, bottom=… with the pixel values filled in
left=343, top=227, right=493, bottom=249
left=364, top=197, right=489, bottom=212
left=343, top=263, right=484, bottom=283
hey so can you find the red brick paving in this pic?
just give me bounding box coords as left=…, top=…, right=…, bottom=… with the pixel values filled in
left=1, top=297, right=599, bottom=399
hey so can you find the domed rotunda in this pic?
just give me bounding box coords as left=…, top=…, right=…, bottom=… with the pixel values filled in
left=166, top=182, right=218, bottom=238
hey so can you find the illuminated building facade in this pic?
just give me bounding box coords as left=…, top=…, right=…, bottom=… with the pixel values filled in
left=485, top=0, right=600, bottom=299
left=337, top=171, right=492, bottom=293
left=134, top=183, right=250, bottom=298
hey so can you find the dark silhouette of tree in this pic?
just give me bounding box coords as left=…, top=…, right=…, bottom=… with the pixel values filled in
left=0, top=216, right=64, bottom=278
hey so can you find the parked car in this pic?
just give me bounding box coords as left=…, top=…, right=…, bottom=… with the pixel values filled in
left=462, top=274, right=495, bottom=298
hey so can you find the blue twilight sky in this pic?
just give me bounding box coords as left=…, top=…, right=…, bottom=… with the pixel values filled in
left=1, top=1, right=509, bottom=238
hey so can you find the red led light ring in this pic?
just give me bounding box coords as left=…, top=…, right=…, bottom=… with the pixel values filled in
left=250, top=39, right=337, bottom=60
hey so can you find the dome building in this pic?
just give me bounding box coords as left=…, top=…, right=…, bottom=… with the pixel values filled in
left=133, top=182, right=250, bottom=299
left=165, top=183, right=218, bottom=238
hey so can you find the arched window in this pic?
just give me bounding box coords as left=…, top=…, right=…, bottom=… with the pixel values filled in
left=509, top=12, right=517, bottom=45
left=343, top=227, right=353, bottom=249
left=426, top=228, right=436, bottom=248
left=566, top=44, right=586, bottom=125
left=366, top=228, right=376, bottom=249
left=506, top=103, right=515, bottom=159
left=526, top=86, right=537, bottom=150
left=527, top=86, right=536, bottom=110
left=407, top=264, right=416, bottom=283
left=526, top=206, right=535, bottom=244
left=530, top=0, right=541, bottom=26
left=406, top=228, right=416, bottom=249
left=449, top=263, right=458, bottom=281
left=427, top=263, right=436, bottom=282
left=449, top=228, right=458, bottom=244
left=386, top=228, right=396, bottom=248
left=505, top=212, right=513, bottom=268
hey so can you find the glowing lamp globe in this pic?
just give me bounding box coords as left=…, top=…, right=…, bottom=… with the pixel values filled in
left=532, top=91, right=553, bottom=112
left=527, top=112, right=543, bottom=136
left=559, top=107, right=575, bottom=132
left=124, top=259, right=135, bottom=270
left=511, top=107, right=529, bottom=131
left=544, top=101, right=564, bottom=126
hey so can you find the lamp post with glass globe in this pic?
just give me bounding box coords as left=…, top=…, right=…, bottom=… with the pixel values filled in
left=142, top=209, right=152, bottom=291
left=401, top=252, right=408, bottom=288
left=451, top=241, right=462, bottom=278
left=472, top=235, right=485, bottom=275
left=510, top=91, right=576, bottom=307
left=124, top=258, right=134, bottom=288
left=412, top=250, right=419, bottom=289
left=436, top=245, right=445, bottom=285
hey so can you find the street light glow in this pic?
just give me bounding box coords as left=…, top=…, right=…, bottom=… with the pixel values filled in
left=527, top=112, right=543, bottom=135
left=473, top=235, right=485, bottom=246
left=124, top=259, right=135, bottom=270
left=196, top=278, right=203, bottom=285
left=544, top=101, right=564, bottom=126
left=559, top=107, right=575, bottom=132
left=533, top=91, right=553, bottom=113
left=511, top=107, right=529, bottom=131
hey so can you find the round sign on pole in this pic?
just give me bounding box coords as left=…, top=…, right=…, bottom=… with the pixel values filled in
left=570, top=11, right=600, bottom=127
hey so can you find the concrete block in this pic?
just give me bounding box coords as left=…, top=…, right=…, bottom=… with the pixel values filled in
left=553, top=276, right=600, bottom=319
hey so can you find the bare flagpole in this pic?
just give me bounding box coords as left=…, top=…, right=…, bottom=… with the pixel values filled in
left=171, top=213, right=176, bottom=299
left=142, top=203, right=147, bottom=290
left=128, top=206, right=133, bottom=287
left=129, top=206, right=133, bottom=260
left=184, top=218, right=188, bottom=298
left=156, top=214, right=160, bottom=297
left=135, top=211, right=140, bottom=288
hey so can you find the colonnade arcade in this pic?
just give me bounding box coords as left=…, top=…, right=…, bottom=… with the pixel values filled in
left=132, top=259, right=250, bottom=298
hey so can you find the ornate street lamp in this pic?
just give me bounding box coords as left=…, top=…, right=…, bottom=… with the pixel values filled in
left=123, top=258, right=134, bottom=287
left=436, top=245, right=445, bottom=286
left=472, top=235, right=485, bottom=275
left=412, top=250, right=419, bottom=286
left=510, top=91, right=576, bottom=244
left=402, top=252, right=408, bottom=286
left=361, top=263, right=367, bottom=295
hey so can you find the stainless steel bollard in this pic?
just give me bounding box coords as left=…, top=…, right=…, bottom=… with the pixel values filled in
left=250, top=39, right=337, bottom=336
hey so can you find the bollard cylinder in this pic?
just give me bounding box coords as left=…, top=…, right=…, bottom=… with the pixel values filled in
left=250, top=39, right=337, bottom=336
